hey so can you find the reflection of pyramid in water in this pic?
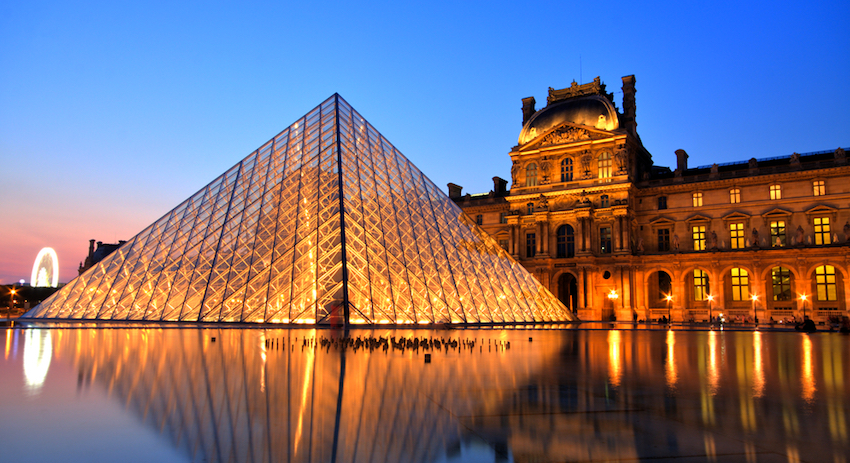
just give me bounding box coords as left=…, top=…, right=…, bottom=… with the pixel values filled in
left=26, top=95, right=574, bottom=324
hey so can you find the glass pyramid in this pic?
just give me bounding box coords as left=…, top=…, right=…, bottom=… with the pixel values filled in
left=24, top=95, right=574, bottom=324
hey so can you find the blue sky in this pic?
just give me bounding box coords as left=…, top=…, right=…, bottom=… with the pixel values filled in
left=1, top=0, right=848, bottom=284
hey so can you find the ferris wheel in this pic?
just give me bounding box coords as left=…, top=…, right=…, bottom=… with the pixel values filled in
left=31, top=247, right=59, bottom=287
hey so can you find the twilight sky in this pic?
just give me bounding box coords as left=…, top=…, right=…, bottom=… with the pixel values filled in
left=1, top=0, right=848, bottom=285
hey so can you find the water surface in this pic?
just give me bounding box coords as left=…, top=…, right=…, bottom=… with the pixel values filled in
left=1, top=326, right=847, bottom=462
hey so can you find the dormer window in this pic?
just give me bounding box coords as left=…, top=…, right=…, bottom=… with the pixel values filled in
left=598, top=152, right=612, bottom=179
left=560, top=158, right=573, bottom=182
left=525, top=163, right=538, bottom=187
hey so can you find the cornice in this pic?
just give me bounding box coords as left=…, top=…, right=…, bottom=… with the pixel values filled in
left=637, top=164, right=850, bottom=193
left=508, top=182, right=633, bottom=202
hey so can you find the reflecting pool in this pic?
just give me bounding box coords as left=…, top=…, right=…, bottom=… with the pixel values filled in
left=1, top=326, right=848, bottom=462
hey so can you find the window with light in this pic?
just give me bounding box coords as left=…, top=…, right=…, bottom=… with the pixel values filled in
left=692, top=225, right=706, bottom=251
left=525, top=163, right=538, bottom=187
left=730, top=188, right=741, bottom=204
left=770, top=220, right=786, bottom=247
left=814, top=217, right=831, bottom=245
left=598, top=152, right=612, bottom=179
left=813, top=180, right=825, bottom=196
left=769, top=184, right=781, bottom=200
left=730, top=223, right=745, bottom=249
left=693, top=269, right=709, bottom=301
left=731, top=268, right=750, bottom=301
left=816, top=265, right=837, bottom=301
left=692, top=192, right=703, bottom=207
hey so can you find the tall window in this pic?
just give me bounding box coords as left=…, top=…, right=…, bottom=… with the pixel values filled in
left=730, top=188, right=741, bottom=204
left=556, top=225, right=575, bottom=258
left=600, top=227, right=612, bottom=254
left=658, top=272, right=672, bottom=300
left=813, top=180, right=825, bottom=196
left=769, top=184, right=781, bottom=200
left=692, top=225, right=706, bottom=251
left=526, top=233, right=536, bottom=258
left=658, top=196, right=667, bottom=210
left=730, top=223, right=745, bottom=249
left=770, top=221, right=786, bottom=247
left=560, top=158, right=573, bottom=182
left=499, top=212, right=507, bottom=224
left=731, top=268, right=750, bottom=301
left=527, top=202, right=534, bottom=215
left=771, top=266, right=792, bottom=301
left=598, top=152, right=612, bottom=179
left=693, top=192, right=703, bottom=207
left=814, top=217, right=831, bottom=245
left=475, top=214, right=483, bottom=225
left=657, top=228, right=670, bottom=252
left=600, top=195, right=609, bottom=208
left=525, top=163, right=538, bottom=187
left=693, top=269, right=709, bottom=301
left=816, top=265, right=837, bottom=301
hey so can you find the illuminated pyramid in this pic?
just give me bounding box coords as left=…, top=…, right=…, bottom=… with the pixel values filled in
left=25, top=95, right=574, bottom=324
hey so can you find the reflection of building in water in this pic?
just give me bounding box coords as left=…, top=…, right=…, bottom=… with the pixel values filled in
left=25, top=95, right=572, bottom=326
left=453, top=76, right=850, bottom=323
left=41, top=328, right=850, bottom=462
left=47, top=328, right=566, bottom=462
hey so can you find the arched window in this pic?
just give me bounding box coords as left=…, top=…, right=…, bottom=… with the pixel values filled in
left=556, top=225, right=575, bottom=258
left=731, top=268, right=750, bottom=301
left=560, top=158, right=573, bottom=182
left=525, top=163, right=538, bottom=187
left=815, top=265, right=837, bottom=301
left=693, top=269, right=709, bottom=301
left=771, top=266, right=792, bottom=301
left=598, top=152, right=612, bottom=179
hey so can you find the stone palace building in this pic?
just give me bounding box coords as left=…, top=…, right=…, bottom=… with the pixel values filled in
left=452, top=76, right=850, bottom=323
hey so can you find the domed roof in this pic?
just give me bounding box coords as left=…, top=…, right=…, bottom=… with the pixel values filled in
left=518, top=95, right=620, bottom=146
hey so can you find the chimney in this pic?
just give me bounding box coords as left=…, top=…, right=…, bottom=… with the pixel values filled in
left=675, top=149, right=689, bottom=173
left=492, top=176, right=508, bottom=196
left=521, top=97, right=536, bottom=125
left=447, top=183, right=463, bottom=199
left=88, top=239, right=95, bottom=260
left=621, top=75, right=637, bottom=135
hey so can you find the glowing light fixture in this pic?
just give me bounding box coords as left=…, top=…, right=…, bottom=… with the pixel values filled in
left=31, top=247, right=59, bottom=288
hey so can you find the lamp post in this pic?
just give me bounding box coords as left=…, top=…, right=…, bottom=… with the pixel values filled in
left=8, top=287, right=16, bottom=319
left=707, top=294, right=714, bottom=324
left=607, top=289, right=619, bottom=321
left=665, top=294, right=673, bottom=324
left=800, top=294, right=807, bottom=321
left=751, top=294, right=758, bottom=324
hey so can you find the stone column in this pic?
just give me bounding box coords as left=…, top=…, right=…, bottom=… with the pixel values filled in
left=614, top=216, right=622, bottom=251
left=536, top=222, right=543, bottom=255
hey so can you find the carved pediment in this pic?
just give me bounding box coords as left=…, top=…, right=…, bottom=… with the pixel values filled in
left=686, top=214, right=712, bottom=224
left=649, top=216, right=675, bottom=226
left=761, top=208, right=793, bottom=218
left=519, top=123, right=613, bottom=151
left=804, top=205, right=838, bottom=216
left=722, top=211, right=751, bottom=222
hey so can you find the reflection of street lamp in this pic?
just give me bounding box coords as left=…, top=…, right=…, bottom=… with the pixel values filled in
left=707, top=294, right=715, bottom=323
left=665, top=294, right=673, bottom=324
left=800, top=294, right=808, bottom=320
left=751, top=294, right=758, bottom=322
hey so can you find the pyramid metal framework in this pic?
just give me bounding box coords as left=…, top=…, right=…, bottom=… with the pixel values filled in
left=25, top=95, right=574, bottom=324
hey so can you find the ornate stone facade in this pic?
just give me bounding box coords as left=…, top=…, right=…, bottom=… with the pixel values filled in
left=453, top=75, right=850, bottom=324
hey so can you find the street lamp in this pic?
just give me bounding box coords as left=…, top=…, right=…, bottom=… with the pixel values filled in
left=665, top=294, right=673, bottom=324
left=707, top=294, right=715, bottom=323
left=800, top=294, right=807, bottom=320
left=607, top=289, right=619, bottom=322
left=751, top=294, right=758, bottom=324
